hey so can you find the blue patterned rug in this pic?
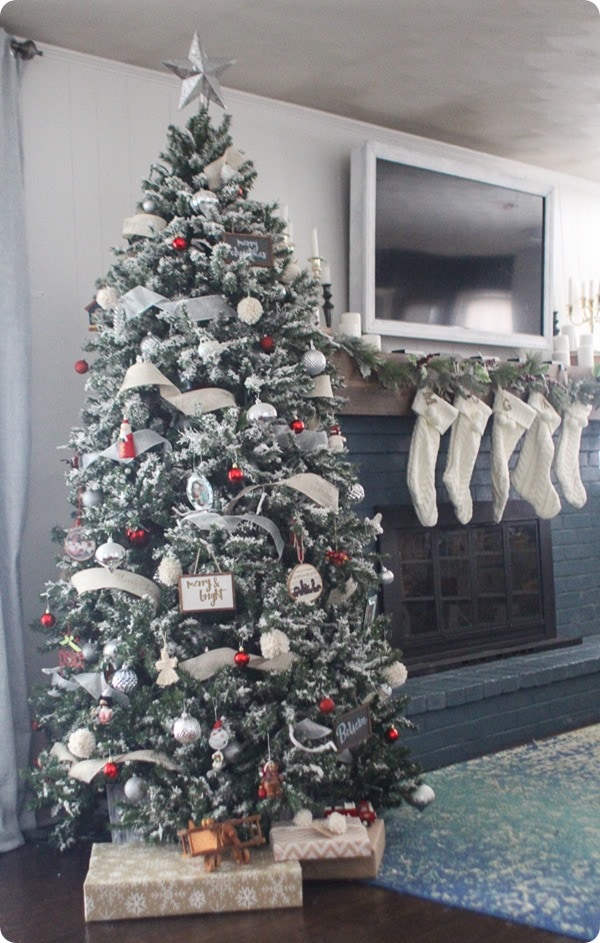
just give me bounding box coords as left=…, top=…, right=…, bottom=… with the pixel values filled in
left=374, top=725, right=600, bottom=940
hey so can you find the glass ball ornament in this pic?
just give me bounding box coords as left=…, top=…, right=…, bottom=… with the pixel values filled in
left=385, top=724, right=400, bottom=743
left=103, top=761, right=119, bottom=781
left=111, top=667, right=138, bottom=694
left=173, top=712, right=201, bottom=744
left=259, top=335, right=275, bottom=353
left=74, top=359, right=89, bottom=375
left=102, top=639, right=123, bottom=667
left=380, top=567, right=395, bottom=585
left=247, top=400, right=277, bottom=422
left=95, top=540, right=127, bottom=571
left=290, top=418, right=305, bottom=434
left=189, top=189, right=219, bottom=216
left=227, top=464, right=244, bottom=484
left=233, top=647, right=250, bottom=667
left=124, top=774, right=148, bottom=804
left=302, top=348, right=327, bottom=377
left=80, top=641, right=99, bottom=664
left=142, top=198, right=156, bottom=213
left=125, top=525, right=150, bottom=547
left=39, top=610, right=56, bottom=629
left=81, top=488, right=103, bottom=509
left=172, top=235, right=188, bottom=251
left=319, top=696, right=336, bottom=714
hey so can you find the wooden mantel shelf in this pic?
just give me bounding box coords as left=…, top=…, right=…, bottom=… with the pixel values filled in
left=333, top=350, right=600, bottom=419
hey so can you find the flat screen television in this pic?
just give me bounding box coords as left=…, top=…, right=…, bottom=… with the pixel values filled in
left=350, top=140, right=554, bottom=350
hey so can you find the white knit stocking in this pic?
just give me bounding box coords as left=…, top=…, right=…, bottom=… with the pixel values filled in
left=407, top=387, right=458, bottom=527
left=491, top=390, right=537, bottom=523
left=555, top=401, right=592, bottom=509
left=442, top=394, right=492, bottom=524
left=511, top=392, right=561, bottom=519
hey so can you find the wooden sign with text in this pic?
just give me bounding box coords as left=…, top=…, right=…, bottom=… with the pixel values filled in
left=334, top=704, right=372, bottom=752
left=179, top=572, right=236, bottom=614
left=222, top=232, right=274, bottom=267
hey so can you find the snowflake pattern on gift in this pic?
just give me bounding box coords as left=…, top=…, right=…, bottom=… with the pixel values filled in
left=157, top=879, right=186, bottom=914
left=236, top=883, right=258, bottom=909
left=125, top=891, right=147, bottom=916
left=188, top=888, right=207, bottom=910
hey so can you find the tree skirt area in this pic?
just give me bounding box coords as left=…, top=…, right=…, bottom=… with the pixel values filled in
left=374, top=725, right=600, bottom=940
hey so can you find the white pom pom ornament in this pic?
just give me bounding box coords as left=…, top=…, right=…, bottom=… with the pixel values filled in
left=260, top=629, right=290, bottom=660
left=157, top=556, right=183, bottom=587
left=96, top=286, right=120, bottom=310
left=237, top=297, right=263, bottom=325
left=68, top=728, right=97, bottom=759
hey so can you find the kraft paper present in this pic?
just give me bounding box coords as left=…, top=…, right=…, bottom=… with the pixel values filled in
left=270, top=817, right=372, bottom=862
left=84, top=842, right=302, bottom=921
left=300, top=819, right=386, bottom=881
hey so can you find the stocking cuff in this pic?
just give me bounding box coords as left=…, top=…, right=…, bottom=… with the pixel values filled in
left=527, top=391, right=562, bottom=435
left=493, top=389, right=536, bottom=430
left=454, top=394, right=492, bottom=434
left=412, top=387, right=458, bottom=435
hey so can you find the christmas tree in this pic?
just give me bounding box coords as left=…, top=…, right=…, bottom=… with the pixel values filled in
left=29, top=47, right=420, bottom=850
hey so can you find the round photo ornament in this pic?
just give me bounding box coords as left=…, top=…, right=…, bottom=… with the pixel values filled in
left=286, top=563, right=323, bottom=605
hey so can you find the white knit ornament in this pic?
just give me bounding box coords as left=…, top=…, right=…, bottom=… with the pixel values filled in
left=442, top=394, right=492, bottom=524
left=491, top=390, right=537, bottom=523
left=67, top=728, right=96, bottom=759
left=511, top=392, right=561, bottom=519
left=293, top=808, right=313, bottom=828
left=555, top=400, right=592, bottom=508
left=325, top=811, right=347, bottom=834
left=407, top=387, right=459, bottom=527
left=382, top=661, right=408, bottom=688
left=237, top=297, right=263, bottom=324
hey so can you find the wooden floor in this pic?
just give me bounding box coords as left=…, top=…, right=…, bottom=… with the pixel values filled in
left=0, top=840, right=574, bottom=943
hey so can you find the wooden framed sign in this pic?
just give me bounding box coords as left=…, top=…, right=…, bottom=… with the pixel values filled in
left=179, top=572, right=236, bottom=613
left=334, top=703, right=372, bottom=752
left=222, top=232, right=274, bottom=267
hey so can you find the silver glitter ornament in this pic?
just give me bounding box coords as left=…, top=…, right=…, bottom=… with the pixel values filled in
left=81, top=642, right=99, bottom=664
left=111, top=667, right=138, bottom=694
left=302, top=348, right=327, bottom=377
left=348, top=483, right=366, bottom=504
left=190, top=189, right=219, bottom=217
left=173, top=712, right=202, bottom=744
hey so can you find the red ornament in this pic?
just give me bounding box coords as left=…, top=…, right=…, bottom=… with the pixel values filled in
left=257, top=784, right=267, bottom=799
left=290, top=418, right=305, bottom=434
left=319, top=696, right=336, bottom=714
left=103, top=761, right=119, bottom=781
left=326, top=549, right=351, bottom=567
left=259, top=335, right=275, bottom=353
left=40, top=610, right=56, bottom=629
left=74, top=359, right=89, bottom=375
left=172, top=235, right=188, bottom=251
left=227, top=464, right=244, bottom=484
left=125, top=526, right=150, bottom=547
left=234, top=648, right=250, bottom=668
left=385, top=725, right=400, bottom=743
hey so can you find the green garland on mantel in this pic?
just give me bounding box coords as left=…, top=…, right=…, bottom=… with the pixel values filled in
left=337, top=336, right=600, bottom=417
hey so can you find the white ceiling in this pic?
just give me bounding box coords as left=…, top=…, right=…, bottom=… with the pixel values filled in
left=2, top=0, right=600, bottom=181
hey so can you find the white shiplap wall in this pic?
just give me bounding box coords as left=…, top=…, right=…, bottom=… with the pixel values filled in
left=17, top=44, right=600, bottom=685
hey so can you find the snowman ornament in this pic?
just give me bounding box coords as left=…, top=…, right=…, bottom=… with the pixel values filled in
left=209, top=719, right=229, bottom=770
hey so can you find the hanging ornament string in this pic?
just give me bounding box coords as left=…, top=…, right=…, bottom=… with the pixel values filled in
left=291, top=524, right=304, bottom=563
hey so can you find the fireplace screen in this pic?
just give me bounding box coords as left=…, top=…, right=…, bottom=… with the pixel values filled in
left=378, top=501, right=556, bottom=669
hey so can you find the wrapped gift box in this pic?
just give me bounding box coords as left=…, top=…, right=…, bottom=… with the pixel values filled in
left=300, top=819, right=386, bottom=881
left=84, top=842, right=302, bottom=922
left=270, top=817, right=372, bottom=863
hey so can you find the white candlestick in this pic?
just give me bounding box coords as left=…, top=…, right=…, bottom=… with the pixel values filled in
left=362, top=333, right=382, bottom=351
left=311, top=228, right=320, bottom=259
left=560, top=323, right=577, bottom=352
left=579, top=332, right=594, bottom=348
left=578, top=345, right=594, bottom=368
left=338, top=312, right=362, bottom=338
left=552, top=334, right=570, bottom=353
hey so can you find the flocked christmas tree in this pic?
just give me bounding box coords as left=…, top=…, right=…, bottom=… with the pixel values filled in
left=28, top=37, right=421, bottom=849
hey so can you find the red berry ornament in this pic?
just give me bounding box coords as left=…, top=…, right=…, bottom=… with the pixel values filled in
left=40, top=610, right=56, bottom=629
left=125, top=526, right=150, bottom=547
left=259, top=335, right=275, bottom=353
left=74, top=359, right=89, bottom=375
left=290, top=418, right=305, bottom=434
left=234, top=648, right=250, bottom=668
left=385, top=725, right=400, bottom=743
left=172, top=236, right=188, bottom=251
left=319, top=696, right=336, bottom=714
left=257, top=784, right=267, bottom=799
left=103, top=761, right=119, bottom=781
left=326, top=549, right=351, bottom=567
left=227, top=464, right=244, bottom=484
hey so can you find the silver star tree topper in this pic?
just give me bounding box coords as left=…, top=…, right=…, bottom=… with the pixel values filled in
left=163, top=32, right=235, bottom=110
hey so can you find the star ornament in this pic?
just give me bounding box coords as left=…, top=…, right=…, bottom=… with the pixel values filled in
left=163, top=32, right=235, bottom=110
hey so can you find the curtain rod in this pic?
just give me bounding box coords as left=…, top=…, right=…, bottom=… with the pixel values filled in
left=10, top=38, right=43, bottom=60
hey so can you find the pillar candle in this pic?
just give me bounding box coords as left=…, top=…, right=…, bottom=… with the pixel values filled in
left=578, top=345, right=594, bottom=368
left=560, top=323, right=578, bottom=352
left=579, top=332, right=594, bottom=348
left=338, top=312, right=362, bottom=338
left=552, top=334, right=570, bottom=354
left=362, top=333, right=382, bottom=351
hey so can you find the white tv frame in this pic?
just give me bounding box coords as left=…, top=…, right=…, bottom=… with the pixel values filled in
left=349, top=139, right=554, bottom=350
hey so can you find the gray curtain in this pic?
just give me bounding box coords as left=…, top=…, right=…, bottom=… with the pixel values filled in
left=0, top=28, right=34, bottom=851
